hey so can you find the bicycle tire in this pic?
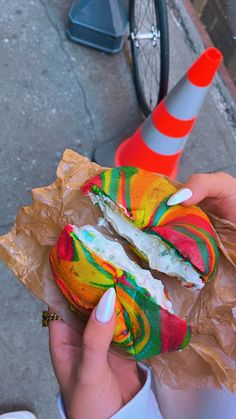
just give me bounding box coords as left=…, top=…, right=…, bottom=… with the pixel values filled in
left=129, top=0, right=169, bottom=116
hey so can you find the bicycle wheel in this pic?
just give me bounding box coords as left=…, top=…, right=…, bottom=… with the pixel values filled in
left=129, top=0, right=169, bottom=116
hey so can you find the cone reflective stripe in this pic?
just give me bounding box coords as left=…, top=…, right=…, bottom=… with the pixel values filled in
left=142, top=116, right=190, bottom=155
left=164, top=76, right=209, bottom=120
left=115, top=48, right=222, bottom=178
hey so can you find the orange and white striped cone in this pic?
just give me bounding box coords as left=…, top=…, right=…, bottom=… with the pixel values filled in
left=115, top=47, right=223, bottom=178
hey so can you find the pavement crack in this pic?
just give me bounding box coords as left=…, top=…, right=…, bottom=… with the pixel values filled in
left=213, top=81, right=236, bottom=138
left=168, top=0, right=198, bottom=54
left=60, top=41, right=98, bottom=159
left=38, top=0, right=67, bottom=44
left=38, top=0, right=98, bottom=159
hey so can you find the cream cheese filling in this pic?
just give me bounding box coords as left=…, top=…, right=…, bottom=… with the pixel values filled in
left=90, top=195, right=203, bottom=290
left=73, top=225, right=173, bottom=312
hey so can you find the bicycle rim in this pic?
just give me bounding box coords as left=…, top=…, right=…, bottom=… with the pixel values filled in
left=129, top=0, right=169, bottom=116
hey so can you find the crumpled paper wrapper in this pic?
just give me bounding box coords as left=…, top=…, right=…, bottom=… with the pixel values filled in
left=0, top=149, right=235, bottom=391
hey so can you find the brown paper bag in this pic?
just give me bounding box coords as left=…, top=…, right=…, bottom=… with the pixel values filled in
left=0, top=149, right=235, bottom=391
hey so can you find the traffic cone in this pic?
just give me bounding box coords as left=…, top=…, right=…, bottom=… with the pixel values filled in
left=115, top=47, right=222, bottom=178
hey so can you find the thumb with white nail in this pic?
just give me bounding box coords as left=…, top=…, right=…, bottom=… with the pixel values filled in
left=49, top=287, right=143, bottom=419
left=166, top=172, right=236, bottom=222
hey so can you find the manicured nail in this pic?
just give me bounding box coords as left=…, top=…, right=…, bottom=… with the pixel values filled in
left=167, top=188, right=193, bottom=206
left=95, top=288, right=116, bottom=323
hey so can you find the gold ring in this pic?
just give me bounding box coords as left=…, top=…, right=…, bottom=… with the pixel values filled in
left=42, top=311, right=62, bottom=327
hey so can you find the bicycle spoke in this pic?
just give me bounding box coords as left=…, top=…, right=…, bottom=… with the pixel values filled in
left=138, top=0, right=142, bottom=24
left=139, top=0, right=151, bottom=28
left=130, top=0, right=169, bottom=115
left=136, top=36, right=160, bottom=108
left=148, top=0, right=154, bottom=24
left=154, top=44, right=159, bottom=85
left=139, top=45, right=153, bottom=98
left=149, top=43, right=154, bottom=108
left=137, top=39, right=152, bottom=52
left=149, top=52, right=153, bottom=108
left=151, top=45, right=157, bottom=108
left=140, top=44, right=159, bottom=83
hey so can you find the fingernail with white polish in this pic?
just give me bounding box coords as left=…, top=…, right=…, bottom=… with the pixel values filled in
left=95, top=288, right=116, bottom=323
left=167, top=188, right=193, bottom=206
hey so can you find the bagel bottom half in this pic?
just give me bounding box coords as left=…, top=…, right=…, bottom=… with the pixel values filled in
left=50, top=224, right=191, bottom=361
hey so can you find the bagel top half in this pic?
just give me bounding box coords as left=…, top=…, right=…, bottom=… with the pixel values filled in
left=82, top=167, right=219, bottom=289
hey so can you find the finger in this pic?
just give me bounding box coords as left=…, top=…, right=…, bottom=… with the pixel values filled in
left=48, top=309, right=83, bottom=348
left=167, top=172, right=236, bottom=206
left=48, top=318, right=82, bottom=363
left=80, top=288, right=116, bottom=383
left=48, top=308, right=83, bottom=389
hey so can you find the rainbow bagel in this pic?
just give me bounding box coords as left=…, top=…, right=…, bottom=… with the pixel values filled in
left=83, top=167, right=219, bottom=289
left=50, top=224, right=191, bottom=360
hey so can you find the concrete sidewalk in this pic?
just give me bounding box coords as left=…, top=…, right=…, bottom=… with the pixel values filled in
left=0, top=0, right=235, bottom=418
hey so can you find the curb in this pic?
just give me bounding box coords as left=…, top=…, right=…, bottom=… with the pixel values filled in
left=183, top=0, right=236, bottom=104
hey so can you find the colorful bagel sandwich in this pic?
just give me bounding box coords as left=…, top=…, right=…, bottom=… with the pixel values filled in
left=50, top=167, right=219, bottom=361
left=50, top=224, right=191, bottom=360
left=83, top=167, right=219, bottom=290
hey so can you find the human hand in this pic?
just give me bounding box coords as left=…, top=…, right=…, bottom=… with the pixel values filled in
left=167, top=172, right=236, bottom=223
left=48, top=288, right=144, bottom=419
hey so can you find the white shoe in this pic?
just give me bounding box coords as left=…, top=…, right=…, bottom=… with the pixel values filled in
left=0, top=412, right=37, bottom=419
